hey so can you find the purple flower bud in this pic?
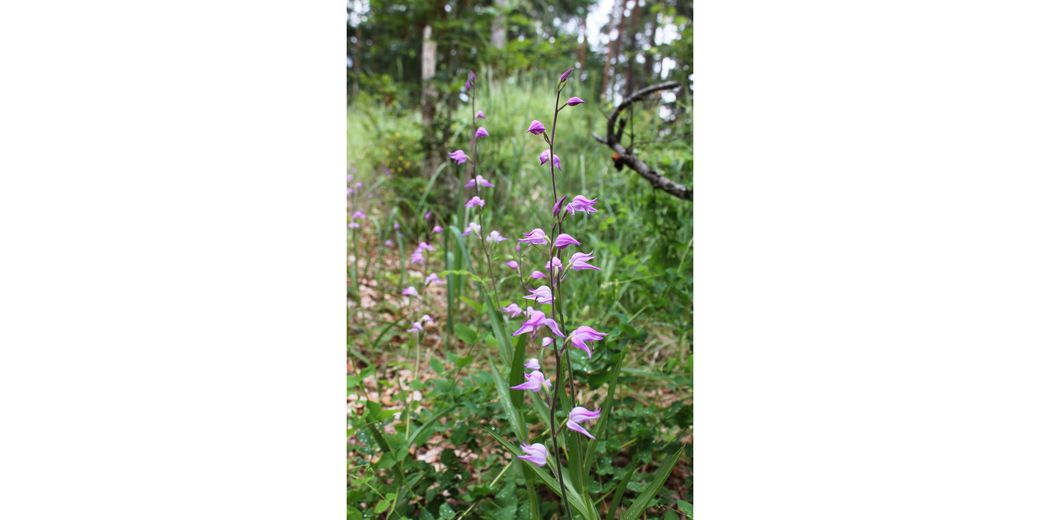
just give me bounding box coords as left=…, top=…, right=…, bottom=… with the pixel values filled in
left=527, top=120, right=546, bottom=135
left=505, top=260, right=519, bottom=270
left=448, top=150, right=469, bottom=164
left=559, top=67, right=574, bottom=83
left=462, top=222, right=481, bottom=236
left=524, top=358, right=540, bottom=371
left=465, top=175, right=494, bottom=189
left=474, top=126, right=489, bottom=139
left=530, top=270, right=545, bottom=280
left=464, top=69, right=476, bottom=93
left=566, top=96, right=585, bottom=106
left=475, top=110, right=486, bottom=120
left=425, top=273, right=443, bottom=286
left=424, top=211, right=432, bottom=221
left=552, top=196, right=569, bottom=216
left=432, top=225, right=444, bottom=234
left=501, top=303, right=523, bottom=318
left=352, top=211, right=366, bottom=220
left=541, top=337, right=553, bottom=348
left=393, top=222, right=400, bottom=230
left=538, top=149, right=562, bottom=170
left=554, top=233, right=580, bottom=249
left=518, top=228, right=549, bottom=246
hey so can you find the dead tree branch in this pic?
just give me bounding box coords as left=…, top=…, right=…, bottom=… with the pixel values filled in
left=594, top=80, right=692, bottom=201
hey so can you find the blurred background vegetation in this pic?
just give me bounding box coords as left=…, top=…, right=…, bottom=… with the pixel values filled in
left=348, top=1, right=692, bottom=518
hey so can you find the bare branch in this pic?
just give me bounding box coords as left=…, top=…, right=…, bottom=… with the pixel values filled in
left=598, top=80, right=691, bottom=201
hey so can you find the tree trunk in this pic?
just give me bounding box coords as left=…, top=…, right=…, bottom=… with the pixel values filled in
left=420, top=25, right=438, bottom=176
left=644, top=9, right=658, bottom=81
left=490, top=0, right=506, bottom=49
left=578, top=15, right=587, bottom=70
left=625, top=0, right=640, bottom=97
left=601, top=0, right=624, bottom=100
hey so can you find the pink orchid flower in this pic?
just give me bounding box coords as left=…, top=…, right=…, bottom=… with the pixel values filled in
left=513, top=309, right=564, bottom=337
left=565, top=195, right=598, bottom=215
left=518, top=228, right=549, bottom=246
left=501, top=303, right=523, bottom=318
left=510, top=369, right=551, bottom=393
left=567, top=325, right=606, bottom=358
left=518, top=443, right=548, bottom=466
left=523, top=285, right=554, bottom=304
left=566, top=406, right=601, bottom=439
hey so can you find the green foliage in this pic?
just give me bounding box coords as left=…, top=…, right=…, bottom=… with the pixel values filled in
left=348, top=59, right=691, bottom=518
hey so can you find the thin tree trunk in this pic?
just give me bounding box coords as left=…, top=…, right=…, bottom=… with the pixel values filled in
left=420, top=24, right=438, bottom=176
left=625, top=0, right=640, bottom=97
left=578, top=15, right=587, bottom=70
left=490, top=0, right=506, bottom=49
left=610, top=0, right=628, bottom=100
left=601, top=0, right=623, bottom=100
left=644, top=9, right=658, bottom=80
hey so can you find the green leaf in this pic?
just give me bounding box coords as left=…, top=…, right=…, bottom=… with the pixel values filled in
left=374, top=498, right=390, bottom=514
left=620, top=447, right=684, bottom=520
left=676, top=499, right=693, bottom=518
left=454, top=324, right=478, bottom=345
left=607, top=457, right=640, bottom=520
left=485, top=428, right=598, bottom=520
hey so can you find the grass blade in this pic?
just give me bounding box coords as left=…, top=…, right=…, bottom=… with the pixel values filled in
left=619, top=447, right=683, bottom=520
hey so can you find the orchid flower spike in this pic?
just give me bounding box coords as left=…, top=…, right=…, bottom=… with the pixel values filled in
left=566, top=96, right=585, bottom=106
left=402, top=286, right=418, bottom=297
left=510, top=369, right=551, bottom=393
left=501, top=303, right=523, bottom=318
left=524, top=358, right=540, bottom=371
left=554, top=233, right=580, bottom=249
left=523, top=285, right=554, bottom=305
left=568, top=251, right=601, bottom=271
left=512, top=309, right=564, bottom=337
left=566, top=195, right=598, bottom=215
left=566, top=406, right=601, bottom=439
left=527, top=120, right=546, bottom=135
left=465, top=175, right=494, bottom=189
left=474, top=127, right=489, bottom=139
left=448, top=150, right=469, bottom=164
left=518, top=228, right=549, bottom=246
left=517, top=443, right=548, bottom=466
left=464, top=196, right=485, bottom=209
left=567, top=325, right=607, bottom=358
